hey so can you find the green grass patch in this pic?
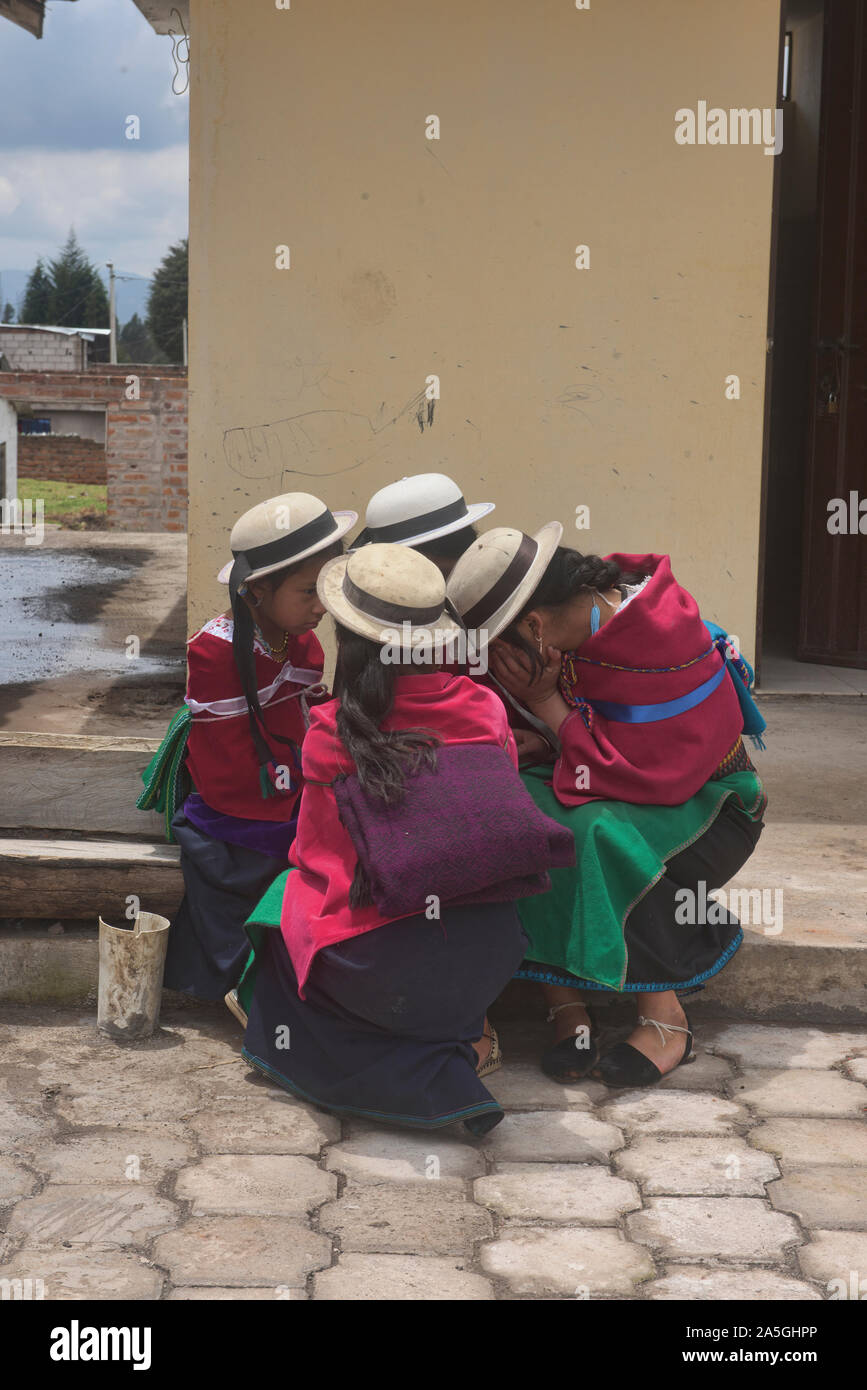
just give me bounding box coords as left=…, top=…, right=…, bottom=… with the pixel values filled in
left=18, top=477, right=107, bottom=527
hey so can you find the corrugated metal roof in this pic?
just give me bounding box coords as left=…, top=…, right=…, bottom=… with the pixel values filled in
left=0, top=324, right=111, bottom=339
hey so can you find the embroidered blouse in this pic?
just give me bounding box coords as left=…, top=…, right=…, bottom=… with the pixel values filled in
left=184, top=615, right=325, bottom=821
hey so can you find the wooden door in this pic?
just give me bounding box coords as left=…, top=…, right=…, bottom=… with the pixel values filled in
left=799, top=0, right=867, bottom=666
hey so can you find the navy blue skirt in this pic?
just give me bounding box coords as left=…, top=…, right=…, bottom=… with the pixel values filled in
left=163, top=812, right=288, bottom=1001
left=242, top=903, right=528, bottom=1132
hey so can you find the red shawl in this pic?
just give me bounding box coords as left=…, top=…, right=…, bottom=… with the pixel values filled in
left=281, top=672, right=516, bottom=995
left=552, top=554, right=743, bottom=807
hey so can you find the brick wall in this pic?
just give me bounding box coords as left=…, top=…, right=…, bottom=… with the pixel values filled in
left=18, top=435, right=107, bottom=484
left=0, top=329, right=86, bottom=372
left=0, top=366, right=187, bottom=531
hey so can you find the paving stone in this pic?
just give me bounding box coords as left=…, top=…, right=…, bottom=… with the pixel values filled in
left=706, top=1024, right=867, bottom=1071
left=0, top=1099, right=50, bottom=1148
left=481, top=1226, right=654, bottom=1296
left=313, top=1254, right=494, bottom=1300
left=0, top=1250, right=164, bottom=1300
left=484, top=1061, right=604, bottom=1110
left=845, top=1057, right=867, bottom=1084
left=655, top=1051, right=734, bottom=1092
left=174, top=1155, right=336, bottom=1217
left=0, top=1156, right=38, bottom=1205
left=188, top=1106, right=339, bottom=1155
left=33, top=1131, right=192, bottom=1185
left=627, top=1197, right=801, bottom=1262
left=54, top=1077, right=203, bottom=1127
left=180, top=1060, right=290, bottom=1106
left=647, top=1266, right=822, bottom=1300
left=600, top=1089, right=743, bottom=1135
left=474, top=1163, right=640, bottom=1223
left=325, top=1128, right=485, bottom=1186
left=0, top=1062, right=44, bottom=1103
left=169, top=1286, right=306, bottom=1300
left=483, top=1110, right=624, bottom=1163
left=797, top=1230, right=867, bottom=1293
left=615, top=1136, right=779, bottom=1196
left=750, top=1119, right=867, bottom=1168
left=319, top=1182, right=492, bottom=1254
left=729, top=1068, right=867, bottom=1117
left=7, top=1184, right=178, bottom=1248
left=769, top=1169, right=867, bottom=1230
left=153, top=1216, right=331, bottom=1288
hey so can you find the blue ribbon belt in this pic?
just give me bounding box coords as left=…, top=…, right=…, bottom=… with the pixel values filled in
left=590, top=663, right=727, bottom=723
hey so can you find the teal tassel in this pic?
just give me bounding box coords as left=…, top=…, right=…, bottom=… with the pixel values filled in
left=259, top=764, right=278, bottom=800
left=748, top=733, right=767, bottom=752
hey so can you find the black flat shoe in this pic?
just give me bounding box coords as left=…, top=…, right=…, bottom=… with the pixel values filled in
left=541, top=1033, right=600, bottom=1083
left=540, top=1001, right=600, bottom=1083
left=592, top=1013, right=694, bottom=1089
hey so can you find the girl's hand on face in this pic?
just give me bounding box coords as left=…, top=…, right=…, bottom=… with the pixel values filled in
left=489, top=641, right=562, bottom=703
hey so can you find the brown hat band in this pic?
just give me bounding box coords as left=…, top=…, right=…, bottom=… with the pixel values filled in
left=342, top=572, right=445, bottom=627
left=462, top=532, right=538, bottom=630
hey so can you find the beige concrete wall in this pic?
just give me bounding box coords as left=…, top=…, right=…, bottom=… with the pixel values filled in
left=188, top=0, right=781, bottom=660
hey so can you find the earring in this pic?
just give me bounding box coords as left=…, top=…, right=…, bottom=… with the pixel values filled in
left=590, top=599, right=601, bottom=635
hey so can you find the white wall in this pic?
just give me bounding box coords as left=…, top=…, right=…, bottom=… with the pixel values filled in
left=0, top=398, right=18, bottom=500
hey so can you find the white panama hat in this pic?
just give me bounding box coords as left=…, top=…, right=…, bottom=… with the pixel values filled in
left=216, top=492, right=358, bottom=586
left=351, top=472, right=495, bottom=549
left=317, top=543, right=462, bottom=648
left=446, top=522, right=564, bottom=647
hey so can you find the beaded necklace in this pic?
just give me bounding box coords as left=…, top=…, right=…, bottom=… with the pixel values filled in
left=255, top=624, right=290, bottom=662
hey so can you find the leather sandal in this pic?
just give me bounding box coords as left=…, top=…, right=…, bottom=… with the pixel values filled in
left=540, top=1002, right=599, bottom=1083
left=224, top=988, right=248, bottom=1029
left=476, top=1024, right=502, bottom=1078
left=592, top=1013, right=694, bottom=1089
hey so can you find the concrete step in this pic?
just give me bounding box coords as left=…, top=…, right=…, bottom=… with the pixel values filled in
left=0, top=731, right=164, bottom=838
left=0, top=835, right=183, bottom=920
left=0, top=824, right=864, bottom=1021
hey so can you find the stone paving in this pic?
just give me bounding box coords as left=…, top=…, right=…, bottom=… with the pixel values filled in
left=1, top=1006, right=866, bottom=1300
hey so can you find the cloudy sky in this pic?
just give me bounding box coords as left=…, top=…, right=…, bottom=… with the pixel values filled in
left=0, top=0, right=188, bottom=308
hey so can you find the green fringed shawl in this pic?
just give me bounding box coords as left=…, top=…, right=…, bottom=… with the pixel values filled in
left=136, top=705, right=193, bottom=844
left=515, top=765, right=766, bottom=990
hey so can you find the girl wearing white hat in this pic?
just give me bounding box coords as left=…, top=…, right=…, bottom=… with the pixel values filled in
left=161, top=491, right=357, bottom=1009
left=352, top=472, right=495, bottom=577
left=448, top=530, right=766, bottom=1090
left=238, top=543, right=563, bottom=1136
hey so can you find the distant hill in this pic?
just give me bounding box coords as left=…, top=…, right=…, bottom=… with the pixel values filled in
left=0, top=267, right=152, bottom=328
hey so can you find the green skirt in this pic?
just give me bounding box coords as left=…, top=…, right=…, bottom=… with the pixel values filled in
left=516, top=767, right=766, bottom=992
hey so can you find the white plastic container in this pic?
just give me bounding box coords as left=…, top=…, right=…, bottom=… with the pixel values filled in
left=97, top=911, right=170, bottom=1040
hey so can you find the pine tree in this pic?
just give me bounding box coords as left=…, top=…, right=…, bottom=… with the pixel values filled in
left=48, top=229, right=107, bottom=329
left=2, top=303, right=14, bottom=324
left=146, top=238, right=188, bottom=362
left=118, top=312, right=166, bottom=364
left=20, top=258, right=55, bottom=325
